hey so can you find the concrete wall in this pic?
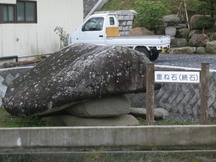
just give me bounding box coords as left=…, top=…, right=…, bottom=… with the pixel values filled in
left=0, top=0, right=83, bottom=57
left=0, top=126, right=215, bottom=151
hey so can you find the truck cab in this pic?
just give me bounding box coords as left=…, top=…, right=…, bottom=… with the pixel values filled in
left=71, top=13, right=120, bottom=45
left=71, top=13, right=170, bottom=61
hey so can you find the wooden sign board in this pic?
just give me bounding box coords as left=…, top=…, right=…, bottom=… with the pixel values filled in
left=154, top=71, right=200, bottom=84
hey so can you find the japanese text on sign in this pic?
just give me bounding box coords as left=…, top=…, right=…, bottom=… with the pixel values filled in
left=154, top=71, right=200, bottom=83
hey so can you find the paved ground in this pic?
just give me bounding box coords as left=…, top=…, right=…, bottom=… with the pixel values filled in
left=155, top=54, right=216, bottom=70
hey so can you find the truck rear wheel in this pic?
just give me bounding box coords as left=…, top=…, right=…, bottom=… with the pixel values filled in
left=149, top=49, right=159, bottom=61
left=135, top=47, right=150, bottom=59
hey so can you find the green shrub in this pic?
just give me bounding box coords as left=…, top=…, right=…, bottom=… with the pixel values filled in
left=195, top=16, right=215, bottom=33
left=135, top=0, right=168, bottom=31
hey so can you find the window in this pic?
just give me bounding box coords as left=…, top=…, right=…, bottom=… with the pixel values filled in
left=82, top=17, right=104, bottom=31
left=17, top=1, right=37, bottom=22
left=109, top=17, right=115, bottom=25
left=3, top=5, right=15, bottom=23
left=0, top=1, right=37, bottom=24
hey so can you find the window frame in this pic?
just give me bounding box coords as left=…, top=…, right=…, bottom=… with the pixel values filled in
left=16, top=1, right=37, bottom=23
left=4, top=5, right=15, bottom=23
left=0, top=1, right=37, bottom=24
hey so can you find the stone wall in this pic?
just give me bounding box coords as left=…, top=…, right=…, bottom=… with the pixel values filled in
left=1, top=66, right=216, bottom=121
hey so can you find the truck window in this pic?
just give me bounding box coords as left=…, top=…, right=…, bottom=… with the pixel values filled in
left=109, top=17, right=115, bottom=25
left=82, top=17, right=104, bottom=31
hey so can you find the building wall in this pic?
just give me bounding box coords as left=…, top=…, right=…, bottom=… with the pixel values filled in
left=0, top=0, right=83, bottom=57
left=0, top=0, right=16, bottom=4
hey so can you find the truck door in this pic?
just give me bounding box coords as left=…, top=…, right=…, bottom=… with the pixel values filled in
left=78, top=17, right=106, bottom=45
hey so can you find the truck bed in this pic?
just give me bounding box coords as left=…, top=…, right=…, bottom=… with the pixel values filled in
left=106, top=35, right=170, bottom=50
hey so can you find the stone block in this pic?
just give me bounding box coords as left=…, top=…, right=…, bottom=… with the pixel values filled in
left=42, top=114, right=140, bottom=126
left=63, top=114, right=139, bottom=126
left=127, top=21, right=133, bottom=26
left=66, top=95, right=130, bottom=117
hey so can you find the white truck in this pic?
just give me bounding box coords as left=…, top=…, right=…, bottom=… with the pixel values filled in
left=70, top=13, right=170, bottom=61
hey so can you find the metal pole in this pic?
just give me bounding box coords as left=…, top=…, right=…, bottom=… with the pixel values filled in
left=200, top=63, right=209, bottom=124
left=146, top=63, right=154, bottom=125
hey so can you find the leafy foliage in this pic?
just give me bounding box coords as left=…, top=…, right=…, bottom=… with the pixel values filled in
left=54, top=26, right=69, bottom=48
left=193, top=0, right=216, bottom=18
left=192, top=0, right=216, bottom=32
left=100, top=0, right=136, bottom=10
left=135, top=0, right=168, bottom=31
left=195, top=16, right=215, bottom=33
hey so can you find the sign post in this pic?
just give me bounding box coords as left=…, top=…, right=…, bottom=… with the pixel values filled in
left=146, top=63, right=154, bottom=125
left=200, top=63, right=209, bottom=124
left=146, top=63, right=209, bottom=125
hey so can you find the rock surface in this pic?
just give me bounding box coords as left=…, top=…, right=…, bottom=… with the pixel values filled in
left=163, top=15, right=180, bottom=26
left=206, top=41, right=216, bottom=54
left=42, top=114, right=140, bottom=126
left=3, top=43, right=151, bottom=116
left=188, top=34, right=210, bottom=47
left=190, top=15, right=202, bottom=30
left=130, top=107, right=169, bottom=119
left=168, top=47, right=196, bottom=54
left=65, top=95, right=130, bottom=117
left=171, top=38, right=188, bottom=47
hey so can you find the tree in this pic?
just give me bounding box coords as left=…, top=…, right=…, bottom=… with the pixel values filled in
left=194, top=0, right=215, bottom=18
left=193, top=0, right=216, bottom=33
left=135, top=0, right=168, bottom=31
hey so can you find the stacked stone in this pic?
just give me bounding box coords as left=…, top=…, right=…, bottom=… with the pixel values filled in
left=163, top=14, right=216, bottom=54
left=42, top=95, right=140, bottom=126
left=116, top=10, right=137, bottom=36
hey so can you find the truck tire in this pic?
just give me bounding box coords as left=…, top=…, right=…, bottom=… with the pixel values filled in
left=149, top=49, right=159, bottom=61
left=135, top=47, right=150, bottom=59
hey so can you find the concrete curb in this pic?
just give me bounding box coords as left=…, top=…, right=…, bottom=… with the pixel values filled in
left=0, top=125, right=216, bottom=151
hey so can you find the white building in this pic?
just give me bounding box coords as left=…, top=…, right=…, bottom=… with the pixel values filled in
left=0, top=0, right=84, bottom=58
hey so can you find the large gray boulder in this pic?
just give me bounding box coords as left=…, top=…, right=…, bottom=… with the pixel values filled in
left=163, top=15, right=180, bottom=26
left=206, top=41, right=216, bottom=54
left=188, top=34, right=210, bottom=47
left=168, top=47, right=196, bottom=54
left=171, top=38, right=187, bottom=47
left=3, top=43, right=152, bottom=116
left=190, top=15, right=214, bottom=30
left=176, top=28, right=190, bottom=39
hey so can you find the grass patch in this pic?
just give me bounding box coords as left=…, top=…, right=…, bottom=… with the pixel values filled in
left=0, top=108, right=53, bottom=127
left=137, top=117, right=216, bottom=125
left=100, top=0, right=136, bottom=11
left=0, top=108, right=215, bottom=127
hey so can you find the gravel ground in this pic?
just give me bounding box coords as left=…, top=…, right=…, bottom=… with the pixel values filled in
left=155, top=53, right=216, bottom=70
